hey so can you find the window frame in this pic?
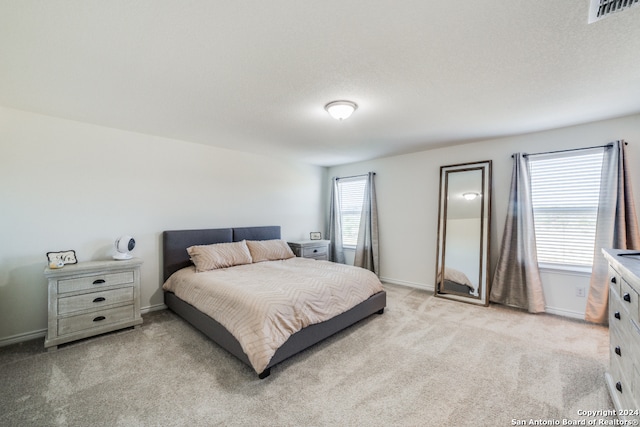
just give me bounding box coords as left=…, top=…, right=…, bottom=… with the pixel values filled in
left=336, top=175, right=367, bottom=249
left=528, top=149, right=604, bottom=272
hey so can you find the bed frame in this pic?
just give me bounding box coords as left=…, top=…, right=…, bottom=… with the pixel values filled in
left=162, top=226, right=387, bottom=378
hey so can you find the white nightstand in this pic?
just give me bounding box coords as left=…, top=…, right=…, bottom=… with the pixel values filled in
left=44, top=258, right=143, bottom=350
left=287, top=240, right=330, bottom=261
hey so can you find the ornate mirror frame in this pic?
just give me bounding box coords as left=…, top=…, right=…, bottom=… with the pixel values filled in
left=435, top=160, right=492, bottom=306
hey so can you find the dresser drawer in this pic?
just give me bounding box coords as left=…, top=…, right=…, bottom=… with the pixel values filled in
left=610, top=287, right=627, bottom=325
left=610, top=325, right=634, bottom=379
left=58, top=304, right=135, bottom=336
left=609, top=266, right=622, bottom=297
left=620, top=278, right=640, bottom=324
left=609, top=355, right=635, bottom=410
left=603, top=250, right=640, bottom=417
left=633, top=362, right=640, bottom=404
left=609, top=351, right=625, bottom=393
left=629, top=322, right=640, bottom=404
left=58, top=271, right=134, bottom=294
left=58, top=287, right=134, bottom=315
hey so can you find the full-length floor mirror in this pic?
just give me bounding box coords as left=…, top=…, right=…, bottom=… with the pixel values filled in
left=435, top=160, right=492, bottom=306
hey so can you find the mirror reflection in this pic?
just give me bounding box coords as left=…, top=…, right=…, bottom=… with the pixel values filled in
left=435, top=161, right=492, bottom=306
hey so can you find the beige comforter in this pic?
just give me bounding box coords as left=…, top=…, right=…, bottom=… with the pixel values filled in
left=162, top=257, right=384, bottom=374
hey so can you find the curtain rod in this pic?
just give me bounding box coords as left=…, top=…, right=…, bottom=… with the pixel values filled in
left=511, top=142, right=624, bottom=158
left=335, top=172, right=376, bottom=180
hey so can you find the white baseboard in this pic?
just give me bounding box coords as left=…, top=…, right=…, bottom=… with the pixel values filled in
left=381, top=277, right=586, bottom=320
left=0, top=296, right=585, bottom=348
left=141, top=303, right=167, bottom=314
left=380, top=276, right=434, bottom=292
left=0, top=303, right=169, bottom=348
left=544, top=305, right=585, bottom=321
left=0, top=328, right=47, bottom=348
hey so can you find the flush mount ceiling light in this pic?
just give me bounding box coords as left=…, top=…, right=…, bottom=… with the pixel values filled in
left=463, top=192, right=480, bottom=201
left=325, top=100, right=358, bottom=120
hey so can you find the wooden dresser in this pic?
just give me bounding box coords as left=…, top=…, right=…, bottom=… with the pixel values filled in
left=287, top=240, right=330, bottom=261
left=602, top=249, right=640, bottom=422
left=44, top=258, right=143, bottom=350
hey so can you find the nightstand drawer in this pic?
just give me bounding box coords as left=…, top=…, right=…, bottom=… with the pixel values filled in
left=58, top=304, right=134, bottom=336
left=58, top=287, right=134, bottom=315
left=287, top=240, right=330, bottom=261
left=45, top=259, right=143, bottom=350
left=302, top=246, right=328, bottom=258
left=58, top=271, right=134, bottom=294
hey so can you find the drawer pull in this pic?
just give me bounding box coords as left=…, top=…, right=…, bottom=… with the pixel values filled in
left=611, top=276, right=617, bottom=284
left=93, top=297, right=106, bottom=303
left=623, top=293, right=631, bottom=302
left=614, top=311, right=621, bottom=320
left=615, top=382, right=622, bottom=393
left=93, top=279, right=106, bottom=285
left=93, top=316, right=106, bottom=322
left=615, top=346, right=621, bottom=356
left=313, top=249, right=318, bottom=253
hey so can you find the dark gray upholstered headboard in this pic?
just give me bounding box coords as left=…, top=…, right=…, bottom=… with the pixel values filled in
left=232, top=226, right=281, bottom=242
left=162, top=226, right=281, bottom=282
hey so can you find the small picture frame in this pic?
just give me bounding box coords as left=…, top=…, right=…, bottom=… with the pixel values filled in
left=309, top=232, right=322, bottom=240
left=46, top=250, right=78, bottom=265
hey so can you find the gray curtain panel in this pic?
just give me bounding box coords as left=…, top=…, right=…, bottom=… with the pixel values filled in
left=328, top=177, right=346, bottom=264
left=585, top=140, right=640, bottom=324
left=490, top=153, right=546, bottom=313
left=354, top=172, right=379, bottom=275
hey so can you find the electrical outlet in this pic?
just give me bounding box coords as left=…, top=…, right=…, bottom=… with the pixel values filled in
left=576, top=286, right=586, bottom=298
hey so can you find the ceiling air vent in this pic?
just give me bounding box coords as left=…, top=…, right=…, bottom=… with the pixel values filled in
left=589, top=0, right=639, bottom=23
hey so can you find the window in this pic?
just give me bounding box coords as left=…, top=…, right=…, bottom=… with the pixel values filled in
left=589, top=0, right=639, bottom=23
left=529, top=150, right=604, bottom=268
left=337, top=176, right=366, bottom=247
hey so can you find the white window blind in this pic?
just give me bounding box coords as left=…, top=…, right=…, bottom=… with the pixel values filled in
left=337, top=176, right=366, bottom=247
left=529, top=150, right=604, bottom=267
left=589, top=0, right=639, bottom=23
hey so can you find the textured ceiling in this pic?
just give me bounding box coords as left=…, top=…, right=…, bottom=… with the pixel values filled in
left=1, top=1, right=639, bottom=166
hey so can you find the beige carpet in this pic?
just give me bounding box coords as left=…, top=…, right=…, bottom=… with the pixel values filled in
left=0, top=284, right=614, bottom=426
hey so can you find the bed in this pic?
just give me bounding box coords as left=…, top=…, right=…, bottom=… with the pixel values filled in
left=162, top=226, right=387, bottom=379
left=437, top=267, right=477, bottom=295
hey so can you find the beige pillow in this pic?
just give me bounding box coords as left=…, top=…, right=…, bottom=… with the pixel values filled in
left=187, top=240, right=253, bottom=272
left=246, top=239, right=295, bottom=262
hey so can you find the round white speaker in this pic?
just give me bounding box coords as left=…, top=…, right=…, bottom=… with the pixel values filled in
left=113, top=235, right=135, bottom=260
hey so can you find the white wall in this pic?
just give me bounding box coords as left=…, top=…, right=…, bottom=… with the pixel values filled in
left=328, top=113, right=640, bottom=319
left=0, top=106, right=327, bottom=344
